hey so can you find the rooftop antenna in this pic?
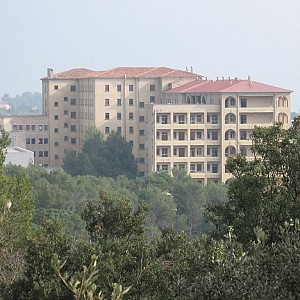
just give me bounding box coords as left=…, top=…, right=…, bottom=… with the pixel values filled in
left=216, top=77, right=219, bottom=81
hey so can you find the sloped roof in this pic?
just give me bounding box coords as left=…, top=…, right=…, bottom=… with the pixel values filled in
left=43, top=67, right=201, bottom=80
left=164, top=79, right=292, bottom=93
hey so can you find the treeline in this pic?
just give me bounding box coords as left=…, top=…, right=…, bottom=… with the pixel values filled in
left=2, top=117, right=300, bottom=299
left=0, top=92, right=42, bottom=115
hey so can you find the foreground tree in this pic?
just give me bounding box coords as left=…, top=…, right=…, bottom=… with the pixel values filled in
left=0, top=131, right=34, bottom=295
left=63, top=129, right=138, bottom=178
left=207, top=117, right=300, bottom=245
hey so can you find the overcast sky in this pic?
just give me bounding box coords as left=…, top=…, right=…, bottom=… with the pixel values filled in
left=0, top=0, right=299, bottom=111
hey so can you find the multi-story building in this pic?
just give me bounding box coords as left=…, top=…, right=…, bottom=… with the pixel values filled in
left=42, top=67, right=201, bottom=173
left=0, top=115, right=49, bottom=166
left=146, top=77, right=291, bottom=184
left=1, top=67, right=292, bottom=183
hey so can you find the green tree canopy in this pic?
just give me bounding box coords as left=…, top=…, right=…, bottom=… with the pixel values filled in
left=207, top=117, right=300, bottom=245
left=63, top=129, right=138, bottom=179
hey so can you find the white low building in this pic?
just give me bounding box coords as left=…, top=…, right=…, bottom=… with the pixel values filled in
left=5, top=147, right=34, bottom=167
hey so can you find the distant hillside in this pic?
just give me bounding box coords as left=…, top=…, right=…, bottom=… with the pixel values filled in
left=0, top=92, right=42, bottom=115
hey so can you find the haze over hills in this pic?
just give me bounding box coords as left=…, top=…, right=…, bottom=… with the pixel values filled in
left=0, top=92, right=42, bottom=115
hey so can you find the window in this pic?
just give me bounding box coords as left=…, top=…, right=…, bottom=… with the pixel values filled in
left=117, top=85, right=121, bottom=92
left=117, top=99, right=122, bottom=106
left=105, top=99, right=110, bottom=106
left=44, top=151, right=48, bottom=157
left=162, top=165, right=169, bottom=171
left=31, top=125, right=35, bottom=131
left=179, top=148, right=185, bottom=157
left=129, top=85, right=133, bottom=91
left=178, top=115, right=185, bottom=124
left=207, top=147, right=211, bottom=156
left=157, top=148, right=161, bottom=156
left=31, top=138, right=36, bottom=144
left=190, top=164, right=195, bottom=173
left=71, top=138, right=77, bottom=144
left=105, top=113, right=110, bottom=120
left=26, top=138, right=30, bottom=144
left=240, top=147, right=247, bottom=156
left=54, top=85, right=58, bottom=90
left=161, top=115, right=168, bottom=124
left=207, top=130, right=218, bottom=140
left=240, top=115, right=247, bottom=124
left=139, top=116, right=145, bottom=122
left=39, top=138, right=43, bottom=144
left=129, top=140, right=133, bottom=146
left=129, top=126, right=134, bottom=134
left=129, top=99, right=133, bottom=106
left=54, top=115, right=59, bottom=120
left=212, top=114, right=218, bottom=124
left=212, top=164, right=218, bottom=173
left=162, top=132, right=168, bottom=140
left=117, top=127, right=121, bottom=133
left=162, top=148, right=168, bottom=157
left=70, top=85, right=76, bottom=92
left=117, top=113, right=122, bottom=120
left=64, top=97, right=68, bottom=102
left=139, top=130, right=145, bottom=136
left=55, top=154, right=59, bottom=160
left=129, top=112, right=134, bottom=120
left=54, top=102, right=58, bottom=107
left=150, top=84, right=155, bottom=91
left=71, top=112, right=77, bottom=119
left=156, top=132, right=160, bottom=139
left=54, top=141, right=59, bottom=147
left=139, top=144, right=145, bottom=150
left=105, top=85, right=109, bottom=92
left=44, top=138, right=48, bottom=144
left=64, top=136, right=68, bottom=141
left=197, top=147, right=202, bottom=156
left=71, top=125, right=77, bottom=132
left=44, top=125, right=48, bottom=131
left=197, top=164, right=202, bottom=172
left=39, top=151, right=43, bottom=157
left=179, top=132, right=185, bottom=140
left=64, top=122, right=68, bottom=128
left=212, top=147, right=218, bottom=157
left=19, top=125, right=23, bottom=131
left=190, top=148, right=195, bottom=157
left=240, top=130, right=247, bottom=140
left=26, top=125, right=30, bottom=131
left=54, top=128, right=59, bottom=133
left=139, top=157, right=145, bottom=164
left=207, top=164, right=211, bottom=172
left=196, top=131, right=202, bottom=140
left=63, top=110, right=68, bottom=115
left=173, top=148, right=177, bottom=155
left=173, top=115, right=177, bottom=123
left=241, top=99, right=247, bottom=108
left=190, top=115, right=195, bottom=124
left=105, top=127, right=110, bottom=134
left=139, top=102, right=145, bottom=108
left=150, top=96, right=155, bottom=103
left=71, top=99, right=76, bottom=105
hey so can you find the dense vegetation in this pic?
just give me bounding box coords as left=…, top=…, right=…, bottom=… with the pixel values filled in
left=0, top=92, right=42, bottom=115
left=63, top=129, right=138, bottom=179
left=1, top=118, right=300, bottom=299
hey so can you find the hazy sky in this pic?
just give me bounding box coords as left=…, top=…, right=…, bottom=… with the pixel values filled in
left=0, top=0, right=299, bottom=111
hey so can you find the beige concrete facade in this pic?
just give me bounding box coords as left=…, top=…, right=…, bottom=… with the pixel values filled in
left=148, top=84, right=291, bottom=184
left=42, top=67, right=200, bottom=174
left=0, top=115, right=49, bottom=166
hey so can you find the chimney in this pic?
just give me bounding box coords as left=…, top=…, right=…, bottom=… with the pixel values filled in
left=186, top=67, right=188, bottom=72
left=47, top=68, right=53, bottom=78
left=190, top=66, right=193, bottom=73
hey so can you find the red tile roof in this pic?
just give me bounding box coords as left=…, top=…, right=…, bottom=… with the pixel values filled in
left=48, top=68, right=96, bottom=79
left=164, top=79, right=292, bottom=93
left=44, top=67, right=201, bottom=79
